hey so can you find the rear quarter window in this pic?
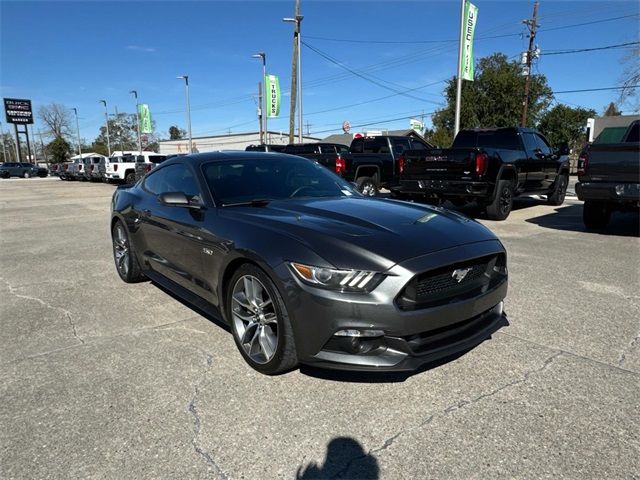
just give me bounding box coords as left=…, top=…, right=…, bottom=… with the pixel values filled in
left=453, top=130, right=522, bottom=150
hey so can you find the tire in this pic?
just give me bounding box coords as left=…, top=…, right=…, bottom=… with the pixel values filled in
left=226, top=263, right=298, bottom=375
left=583, top=200, right=611, bottom=229
left=125, top=172, right=136, bottom=184
left=23, top=171, right=30, bottom=178
left=486, top=179, right=514, bottom=221
left=356, top=176, right=379, bottom=197
left=112, top=221, right=145, bottom=283
left=547, top=174, right=568, bottom=206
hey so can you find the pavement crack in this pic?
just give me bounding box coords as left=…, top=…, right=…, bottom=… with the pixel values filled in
left=333, top=352, right=563, bottom=477
left=1, top=277, right=85, bottom=345
left=618, top=332, right=640, bottom=366
left=187, top=353, right=227, bottom=479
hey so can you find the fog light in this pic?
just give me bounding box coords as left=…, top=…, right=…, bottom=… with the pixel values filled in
left=334, top=329, right=385, bottom=338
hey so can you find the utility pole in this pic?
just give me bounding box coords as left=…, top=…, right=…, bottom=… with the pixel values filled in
left=284, top=0, right=301, bottom=144
left=114, top=106, right=124, bottom=154
left=29, top=124, right=37, bottom=163
left=521, top=1, right=539, bottom=127
left=305, top=121, right=311, bottom=136
left=99, top=100, right=111, bottom=156
left=72, top=108, right=82, bottom=160
left=37, top=130, right=49, bottom=168
left=257, top=81, right=264, bottom=144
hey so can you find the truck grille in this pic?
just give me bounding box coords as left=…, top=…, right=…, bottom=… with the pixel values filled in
left=396, top=254, right=506, bottom=310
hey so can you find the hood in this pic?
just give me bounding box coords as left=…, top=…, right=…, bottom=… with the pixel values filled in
left=221, top=197, right=499, bottom=271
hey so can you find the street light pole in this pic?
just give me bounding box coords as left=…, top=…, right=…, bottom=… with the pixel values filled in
left=129, top=90, right=142, bottom=153
left=283, top=12, right=304, bottom=143
left=177, top=76, right=193, bottom=154
left=72, top=108, right=82, bottom=160
left=99, top=100, right=111, bottom=156
left=252, top=52, right=267, bottom=143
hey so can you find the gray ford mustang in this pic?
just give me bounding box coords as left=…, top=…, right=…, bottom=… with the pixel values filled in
left=111, top=152, right=508, bottom=375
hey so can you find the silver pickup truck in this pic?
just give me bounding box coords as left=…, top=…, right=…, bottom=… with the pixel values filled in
left=576, top=120, right=640, bottom=228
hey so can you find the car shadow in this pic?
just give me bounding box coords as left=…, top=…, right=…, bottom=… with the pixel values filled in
left=525, top=204, right=640, bottom=237
left=296, top=437, right=379, bottom=480
left=300, top=314, right=509, bottom=383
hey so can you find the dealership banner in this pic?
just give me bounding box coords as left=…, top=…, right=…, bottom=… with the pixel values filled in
left=265, top=75, right=280, bottom=118
left=461, top=1, right=478, bottom=81
left=410, top=118, right=423, bottom=132
left=138, top=104, right=153, bottom=133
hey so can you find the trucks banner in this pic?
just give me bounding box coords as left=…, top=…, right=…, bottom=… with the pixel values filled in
left=265, top=75, right=281, bottom=118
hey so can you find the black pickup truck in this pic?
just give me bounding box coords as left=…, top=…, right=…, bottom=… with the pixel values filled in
left=576, top=120, right=639, bottom=229
left=397, top=127, right=570, bottom=220
left=285, top=136, right=433, bottom=196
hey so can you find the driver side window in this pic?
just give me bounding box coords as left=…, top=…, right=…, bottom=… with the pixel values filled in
left=144, top=164, right=201, bottom=201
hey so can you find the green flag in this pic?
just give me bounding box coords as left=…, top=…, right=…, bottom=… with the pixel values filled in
left=265, top=75, right=281, bottom=118
left=138, top=104, right=152, bottom=133
left=461, top=1, right=478, bottom=81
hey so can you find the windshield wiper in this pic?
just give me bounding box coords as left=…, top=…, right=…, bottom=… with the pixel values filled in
left=222, top=198, right=272, bottom=207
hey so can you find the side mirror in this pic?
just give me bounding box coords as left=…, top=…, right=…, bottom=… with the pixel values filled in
left=159, top=192, right=201, bottom=208
left=533, top=148, right=545, bottom=158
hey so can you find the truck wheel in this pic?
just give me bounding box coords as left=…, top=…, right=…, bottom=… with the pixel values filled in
left=547, top=174, right=568, bottom=206
left=486, top=179, right=513, bottom=221
left=583, top=200, right=611, bottom=229
left=125, top=172, right=136, bottom=184
left=356, top=176, right=379, bottom=196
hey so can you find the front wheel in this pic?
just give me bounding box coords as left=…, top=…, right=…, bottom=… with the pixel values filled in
left=112, top=221, right=145, bottom=283
left=125, top=172, right=136, bottom=184
left=547, top=174, right=568, bottom=206
left=486, top=179, right=514, bottom=220
left=227, top=264, right=298, bottom=375
left=356, top=176, right=379, bottom=197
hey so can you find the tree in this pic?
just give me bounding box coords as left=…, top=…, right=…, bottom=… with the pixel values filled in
left=169, top=126, right=186, bottom=140
left=538, top=104, right=596, bottom=154
left=603, top=102, right=621, bottom=116
left=38, top=103, right=73, bottom=138
left=619, top=45, right=639, bottom=111
left=46, top=136, right=71, bottom=163
left=430, top=53, right=553, bottom=146
left=1, top=133, right=17, bottom=162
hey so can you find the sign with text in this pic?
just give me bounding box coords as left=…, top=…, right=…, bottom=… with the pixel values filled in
left=138, top=104, right=153, bottom=133
left=265, top=75, right=281, bottom=118
left=460, top=1, right=478, bottom=81
left=4, top=98, right=34, bottom=124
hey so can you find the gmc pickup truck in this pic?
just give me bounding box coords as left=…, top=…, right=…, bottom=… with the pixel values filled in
left=576, top=120, right=640, bottom=229
left=397, top=127, right=570, bottom=220
left=284, top=136, right=433, bottom=196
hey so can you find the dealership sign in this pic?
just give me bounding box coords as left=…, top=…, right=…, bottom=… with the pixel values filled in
left=4, top=98, right=34, bottom=124
left=138, top=104, right=153, bottom=134
left=461, top=1, right=478, bottom=81
left=265, top=75, right=281, bottom=118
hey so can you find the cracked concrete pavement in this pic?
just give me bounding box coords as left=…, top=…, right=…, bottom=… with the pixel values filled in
left=1, top=177, right=638, bottom=479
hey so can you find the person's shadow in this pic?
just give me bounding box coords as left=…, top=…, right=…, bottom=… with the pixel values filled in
left=296, top=437, right=379, bottom=479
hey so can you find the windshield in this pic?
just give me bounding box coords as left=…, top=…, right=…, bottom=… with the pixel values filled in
left=202, top=156, right=358, bottom=205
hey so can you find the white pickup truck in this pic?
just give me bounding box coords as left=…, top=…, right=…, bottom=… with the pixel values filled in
left=105, top=151, right=165, bottom=184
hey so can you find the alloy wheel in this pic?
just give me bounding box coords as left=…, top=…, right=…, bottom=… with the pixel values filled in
left=231, top=275, right=278, bottom=364
left=113, top=224, right=130, bottom=276
left=499, top=186, right=512, bottom=214
left=361, top=182, right=376, bottom=196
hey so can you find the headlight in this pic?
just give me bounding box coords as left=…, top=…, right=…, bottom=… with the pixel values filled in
left=289, top=262, right=384, bottom=292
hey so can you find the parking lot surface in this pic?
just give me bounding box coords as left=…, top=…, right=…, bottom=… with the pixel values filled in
left=1, top=177, right=638, bottom=479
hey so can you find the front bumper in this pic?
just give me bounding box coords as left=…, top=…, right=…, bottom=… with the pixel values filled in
left=398, top=179, right=492, bottom=199
left=576, top=181, right=640, bottom=204
left=275, top=240, right=508, bottom=371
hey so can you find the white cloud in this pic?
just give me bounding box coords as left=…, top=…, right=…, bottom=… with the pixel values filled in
left=126, top=45, right=156, bottom=53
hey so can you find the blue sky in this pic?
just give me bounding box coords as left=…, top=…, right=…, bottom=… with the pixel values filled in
left=1, top=0, right=638, bottom=143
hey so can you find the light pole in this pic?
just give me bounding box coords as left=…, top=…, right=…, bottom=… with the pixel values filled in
left=129, top=90, right=142, bottom=152
left=283, top=14, right=304, bottom=143
left=252, top=52, right=267, bottom=143
left=0, top=121, right=7, bottom=162
left=72, top=108, right=82, bottom=159
left=99, top=100, right=111, bottom=156
left=177, top=75, right=193, bottom=154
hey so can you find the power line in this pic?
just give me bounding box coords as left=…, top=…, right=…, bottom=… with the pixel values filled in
left=541, top=41, right=639, bottom=56
left=552, top=85, right=639, bottom=94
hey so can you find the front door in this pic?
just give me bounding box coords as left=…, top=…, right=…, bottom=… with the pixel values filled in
left=521, top=132, right=545, bottom=191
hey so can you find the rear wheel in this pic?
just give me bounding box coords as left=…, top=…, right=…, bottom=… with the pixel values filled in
left=547, top=174, right=568, bottom=206
left=583, top=200, right=611, bottom=229
left=356, top=176, right=379, bottom=197
left=112, top=221, right=145, bottom=283
left=23, top=171, right=30, bottom=178
left=227, top=264, right=298, bottom=375
left=486, top=179, right=514, bottom=220
left=125, top=172, right=136, bottom=184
